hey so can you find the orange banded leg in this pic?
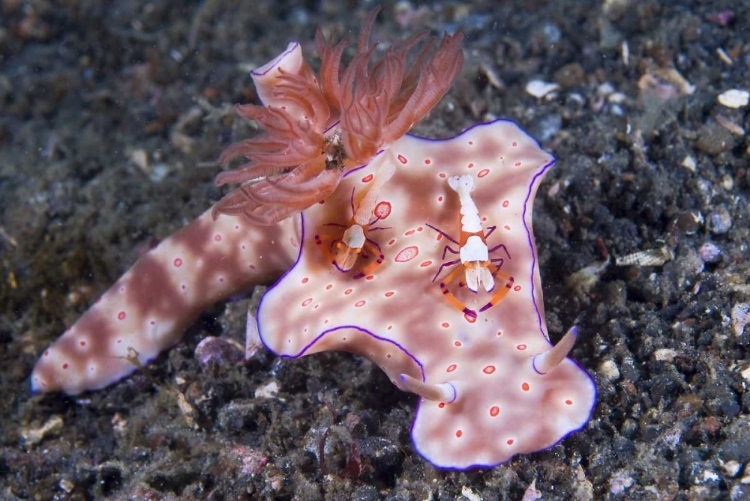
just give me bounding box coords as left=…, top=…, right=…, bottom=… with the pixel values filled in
left=314, top=234, right=339, bottom=267
left=352, top=239, right=384, bottom=279
left=438, top=264, right=477, bottom=318
left=478, top=267, right=515, bottom=313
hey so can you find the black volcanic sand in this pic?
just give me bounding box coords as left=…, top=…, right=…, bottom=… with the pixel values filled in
left=1, top=1, right=749, bottom=500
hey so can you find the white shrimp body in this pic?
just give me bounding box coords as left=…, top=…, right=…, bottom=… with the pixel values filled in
left=447, top=175, right=493, bottom=292
left=448, top=175, right=482, bottom=233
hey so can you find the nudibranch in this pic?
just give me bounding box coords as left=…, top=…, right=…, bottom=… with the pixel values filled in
left=31, top=11, right=595, bottom=470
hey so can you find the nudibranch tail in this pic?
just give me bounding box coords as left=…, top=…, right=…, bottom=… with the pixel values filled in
left=532, top=326, right=579, bottom=375
left=31, top=210, right=300, bottom=395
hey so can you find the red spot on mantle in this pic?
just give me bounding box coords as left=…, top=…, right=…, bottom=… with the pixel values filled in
left=483, top=365, right=496, bottom=374
left=490, top=406, right=500, bottom=417
left=397, top=154, right=407, bottom=164
left=446, top=364, right=457, bottom=373
left=117, top=311, right=126, bottom=320
left=374, top=201, right=391, bottom=219
left=394, top=246, right=419, bottom=263
left=214, top=234, right=222, bottom=242
left=361, top=173, right=374, bottom=183
left=478, top=168, right=490, bottom=178
left=173, top=258, right=183, bottom=267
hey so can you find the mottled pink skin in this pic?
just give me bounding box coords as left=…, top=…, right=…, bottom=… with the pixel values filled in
left=31, top=211, right=299, bottom=394
left=259, top=121, right=596, bottom=469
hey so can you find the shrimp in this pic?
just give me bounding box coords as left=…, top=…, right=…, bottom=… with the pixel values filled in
left=427, top=175, right=515, bottom=317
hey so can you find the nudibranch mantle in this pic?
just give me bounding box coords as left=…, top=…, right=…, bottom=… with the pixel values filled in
left=258, top=120, right=596, bottom=470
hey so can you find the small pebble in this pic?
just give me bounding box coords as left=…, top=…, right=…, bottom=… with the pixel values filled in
left=681, top=155, right=697, bottom=172
left=59, top=478, right=75, bottom=494
left=654, top=349, right=678, bottom=362
left=706, top=209, right=732, bottom=234
left=232, top=445, right=268, bottom=476
left=521, top=480, right=542, bottom=501
left=717, top=89, right=749, bottom=109
left=599, top=360, right=621, bottom=381
left=525, top=80, right=560, bottom=99
left=23, top=415, right=64, bottom=445
left=554, top=62, right=585, bottom=88
left=254, top=381, right=280, bottom=399
left=731, top=303, right=750, bottom=337
left=670, top=210, right=703, bottom=235
left=695, top=122, right=736, bottom=155
left=698, top=242, right=721, bottom=263
left=722, top=460, right=742, bottom=477
left=462, top=486, right=483, bottom=501
left=534, top=113, right=562, bottom=143
left=195, top=336, right=245, bottom=367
